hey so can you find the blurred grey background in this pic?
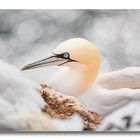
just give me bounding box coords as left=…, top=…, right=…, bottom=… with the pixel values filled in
left=0, top=10, right=139, bottom=82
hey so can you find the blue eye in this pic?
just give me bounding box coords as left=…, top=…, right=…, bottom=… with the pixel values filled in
left=63, top=52, right=69, bottom=59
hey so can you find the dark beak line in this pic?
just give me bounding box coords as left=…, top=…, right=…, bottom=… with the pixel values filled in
left=21, top=58, right=64, bottom=71
left=58, top=60, right=72, bottom=66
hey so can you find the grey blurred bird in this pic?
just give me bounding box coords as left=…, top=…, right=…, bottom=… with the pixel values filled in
left=0, top=60, right=84, bottom=131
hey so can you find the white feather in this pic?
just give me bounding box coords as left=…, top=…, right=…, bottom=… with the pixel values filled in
left=0, top=60, right=46, bottom=129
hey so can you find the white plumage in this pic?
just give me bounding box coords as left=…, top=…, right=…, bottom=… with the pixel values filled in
left=0, top=60, right=44, bottom=111
left=0, top=60, right=46, bottom=130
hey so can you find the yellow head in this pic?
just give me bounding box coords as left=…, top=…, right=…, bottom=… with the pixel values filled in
left=53, top=38, right=100, bottom=66
left=22, top=38, right=100, bottom=69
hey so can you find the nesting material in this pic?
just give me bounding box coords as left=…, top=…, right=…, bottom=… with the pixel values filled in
left=41, top=84, right=102, bottom=131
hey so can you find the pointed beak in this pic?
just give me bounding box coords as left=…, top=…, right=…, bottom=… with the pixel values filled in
left=21, top=53, right=69, bottom=71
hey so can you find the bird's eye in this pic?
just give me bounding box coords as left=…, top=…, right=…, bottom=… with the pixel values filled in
left=63, top=52, right=69, bottom=59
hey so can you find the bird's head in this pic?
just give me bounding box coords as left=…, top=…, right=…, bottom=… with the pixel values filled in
left=22, top=38, right=100, bottom=71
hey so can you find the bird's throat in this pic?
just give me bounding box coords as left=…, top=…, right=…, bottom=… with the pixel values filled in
left=78, top=63, right=100, bottom=95
left=49, top=62, right=100, bottom=96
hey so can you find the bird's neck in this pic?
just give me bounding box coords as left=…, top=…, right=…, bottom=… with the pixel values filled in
left=50, top=62, right=100, bottom=96
left=76, top=62, right=100, bottom=95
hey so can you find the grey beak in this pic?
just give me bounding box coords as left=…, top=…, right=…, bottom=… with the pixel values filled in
left=21, top=54, right=68, bottom=71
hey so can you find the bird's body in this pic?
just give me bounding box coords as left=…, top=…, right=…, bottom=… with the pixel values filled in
left=50, top=68, right=140, bottom=117
left=22, top=38, right=140, bottom=117
left=79, top=85, right=140, bottom=116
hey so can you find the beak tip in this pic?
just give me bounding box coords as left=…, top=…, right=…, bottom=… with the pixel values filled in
left=21, top=68, right=25, bottom=71
left=21, top=66, right=28, bottom=71
left=21, top=54, right=59, bottom=71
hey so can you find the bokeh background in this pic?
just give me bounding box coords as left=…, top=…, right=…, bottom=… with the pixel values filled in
left=0, top=10, right=139, bottom=83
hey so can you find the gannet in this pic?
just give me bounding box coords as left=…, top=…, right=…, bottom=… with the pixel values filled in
left=22, top=38, right=140, bottom=117
left=22, top=38, right=100, bottom=96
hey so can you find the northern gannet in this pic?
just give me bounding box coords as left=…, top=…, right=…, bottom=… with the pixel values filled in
left=22, top=38, right=140, bottom=117
left=22, top=38, right=100, bottom=96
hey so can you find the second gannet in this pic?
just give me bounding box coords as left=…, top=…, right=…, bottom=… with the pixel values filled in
left=22, top=38, right=140, bottom=117
left=0, top=60, right=84, bottom=131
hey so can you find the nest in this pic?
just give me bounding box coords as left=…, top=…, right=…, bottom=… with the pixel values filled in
left=40, top=84, right=102, bottom=131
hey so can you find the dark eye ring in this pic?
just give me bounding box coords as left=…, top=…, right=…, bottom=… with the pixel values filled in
left=63, top=52, right=69, bottom=59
